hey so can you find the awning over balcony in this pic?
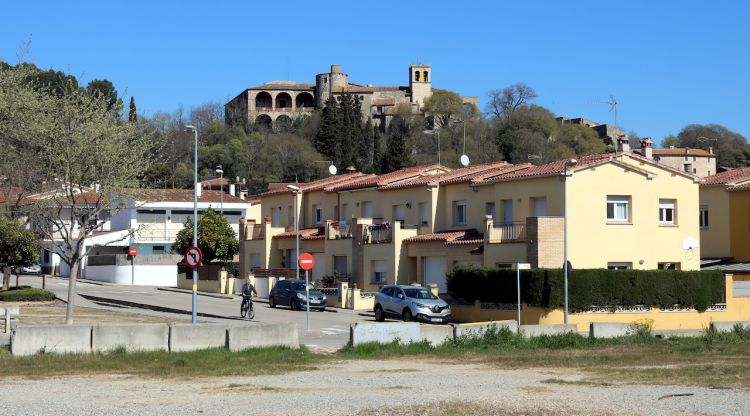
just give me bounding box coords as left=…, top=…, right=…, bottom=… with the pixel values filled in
left=273, top=227, right=325, bottom=241
left=403, top=229, right=483, bottom=246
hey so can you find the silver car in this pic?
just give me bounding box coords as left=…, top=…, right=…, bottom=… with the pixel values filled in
left=374, top=285, right=451, bottom=323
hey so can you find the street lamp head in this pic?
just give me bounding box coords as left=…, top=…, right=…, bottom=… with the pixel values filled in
left=287, top=184, right=300, bottom=192
left=185, top=125, right=197, bottom=132
left=565, top=158, right=578, bottom=167
left=215, top=166, right=223, bottom=174
left=423, top=129, right=437, bottom=135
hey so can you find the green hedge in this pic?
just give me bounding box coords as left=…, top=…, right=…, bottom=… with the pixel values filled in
left=446, top=266, right=725, bottom=312
left=0, top=287, right=56, bottom=302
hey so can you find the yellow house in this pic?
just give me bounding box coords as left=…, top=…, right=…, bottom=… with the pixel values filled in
left=699, top=167, right=750, bottom=260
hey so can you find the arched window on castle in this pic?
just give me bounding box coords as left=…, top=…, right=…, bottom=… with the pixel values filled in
left=414, top=71, right=421, bottom=82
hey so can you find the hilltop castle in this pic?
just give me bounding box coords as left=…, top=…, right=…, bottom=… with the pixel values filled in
left=225, top=64, right=477, bottom=130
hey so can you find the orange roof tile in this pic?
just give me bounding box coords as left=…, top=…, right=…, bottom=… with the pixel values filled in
left=652, top=148, right=716, bottom=157
left=403, top=229, right=484, bottom=246
left=379, top=162, right=512, bottom=191
left=474, top=153, right=613, bottom=184
left=702, top=167, right=750, bottom=186
left=260, top=172, right=367, bottom=197
left=128, top=189, right=249, bottom=204
left=273, top=227, right=325, bottom=240
left=325, top=164, right=445, bottom=192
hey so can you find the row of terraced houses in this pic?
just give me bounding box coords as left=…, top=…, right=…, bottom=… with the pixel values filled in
left=239, top=137, right=750, bottom=294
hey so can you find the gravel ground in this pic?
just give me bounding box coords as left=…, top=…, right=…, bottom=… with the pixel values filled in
left=2, top=359, right=747, bottom=416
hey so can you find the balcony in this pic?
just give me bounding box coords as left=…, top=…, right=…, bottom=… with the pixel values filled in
left=327, top=221, right=352, bottom=240
left=364, top=222, right=393, bottom=244
left=245, top=224, right=265, bottom=240
left=488, top=222, right=526, bottom=243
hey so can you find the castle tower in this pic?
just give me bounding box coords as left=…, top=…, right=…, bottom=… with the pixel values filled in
left=409, top=64, right=432, bottom=108
left=315, top=64, right=349, bottom=108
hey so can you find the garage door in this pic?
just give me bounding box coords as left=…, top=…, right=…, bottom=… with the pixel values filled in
left=423, top=257, right=448, bottom=293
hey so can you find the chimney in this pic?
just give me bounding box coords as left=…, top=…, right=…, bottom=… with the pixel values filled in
left=640, top=137, right=654, bottom=159
left=616, top=134, right=630, bottom=153
left=229, top=184, right=236, bottom=196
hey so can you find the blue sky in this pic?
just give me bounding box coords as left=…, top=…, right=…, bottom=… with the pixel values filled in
left=2, top=1, right=749, bottom=142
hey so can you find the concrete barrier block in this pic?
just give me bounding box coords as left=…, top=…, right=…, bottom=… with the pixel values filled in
left=228, top=323, right=299, bottom=351
left=710, top=321, right=750, bottom=333
left=11, top=325, right=92, bottom=356
left=420, top=324, right=453, bottom=346
left=169, top=324, right=228, bottom=352
left=350, top=322, right=421, bottom=346
left=520, top=324, right=577, bottom=338
left=589, top=322, right=630, bottom=339
left=92, top=324, right=169, bottom=353
left=453, top=320, right=518, bottom=339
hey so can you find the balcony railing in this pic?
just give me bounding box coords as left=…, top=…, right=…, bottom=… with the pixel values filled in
left=135, top=230, right=172, bottom=241
left=364, top=222, right=393, bottom=244
left=488, top=222, right=526, bottom=243
left=245, top=224, right=265, bottom=240
left=328, top=221, right=352, bottom=239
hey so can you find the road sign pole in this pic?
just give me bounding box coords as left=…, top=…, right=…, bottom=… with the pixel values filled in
left=131, top=256, right=134, bottom=286
left=305, top=269, right=310, bottom=330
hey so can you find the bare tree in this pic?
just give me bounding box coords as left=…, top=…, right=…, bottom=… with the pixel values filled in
left=486, top=83, right=538, bottom=122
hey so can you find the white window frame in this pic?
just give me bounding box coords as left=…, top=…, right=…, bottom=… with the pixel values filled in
left=606, top=195, right=630, bottom=223
left=659, top=199, right=676, bottom=225
left=699, top=205, right=709, bottom=229
left=453, top=200, right=467, bottom=226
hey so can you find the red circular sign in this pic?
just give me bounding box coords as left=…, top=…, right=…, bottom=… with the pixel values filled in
left=128, top=247, right=138, bottom=257
left=298, top=253, right=315, bottom=271
left=184, top=245, right=203, bottom=269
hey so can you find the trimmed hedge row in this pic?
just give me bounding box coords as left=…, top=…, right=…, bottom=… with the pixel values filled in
left=0, top=286, right=56, bottom=302
left=446, top=266, right=725, bottom=312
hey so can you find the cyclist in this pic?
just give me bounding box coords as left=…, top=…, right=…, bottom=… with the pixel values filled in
left=241, top=278, right=258, bottom=318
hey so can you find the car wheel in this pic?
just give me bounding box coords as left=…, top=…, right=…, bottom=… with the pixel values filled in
left=291, top=299, right=300, bottom=310
left=374, top=305, right=385, bottom=322
left=269, top=296, right=276, bottom=308
left=402, top=308, right=412, bottom=322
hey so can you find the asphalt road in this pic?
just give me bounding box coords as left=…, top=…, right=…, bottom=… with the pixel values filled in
left=19, top=274, right=373, bottom=350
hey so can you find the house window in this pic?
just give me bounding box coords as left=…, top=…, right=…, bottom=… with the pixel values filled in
left=152, top=245, right=166, bottom=254
left=658, top=262, right=681, bottom=270
left=313, top=204, right=322, bottom=225
left=699, top=205, right=709, bottom=229
left=606, top=196, right=630, bottom=222
left=287, top=205, right=293, bottom=228
left=418, top=202, right=429, bottom=226
left=271, top=207, right=281, bottom=227
left=342, top=203, right=350, bottom=221
left=607, top=262, right=632, bottom=270
left=453, top=200, right=467, bottom=225
left=659, top=199, right=676, bottom=225
left=485, top=202, right=496, bottom=221
left=333, top=255, right=347, bottom=277
left=361, top=201, right=373, bottom=218
left=372, top=260, right=387, bottom=284
left=684, top=163, right=692, bottom=173
left=531, top=197, right=547, bottom=216
left=392, top=204, right=406, bottom=225
left=502, top=199, right=513, bottom=224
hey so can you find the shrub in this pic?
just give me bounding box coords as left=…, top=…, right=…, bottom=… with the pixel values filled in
left=446, top=266, right=725, bottom=312
left=0, top=287, right=56, bottom=302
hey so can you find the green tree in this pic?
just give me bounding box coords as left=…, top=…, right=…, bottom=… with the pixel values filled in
left=0, top=63, right=156, bottom=323
left=86, top=79, right=121, bottom=113
left=423, top=89, right=463, bottom=129
left=314, top=96, right=341, bottom=160
left=382, top=115, right=412, bottom=172
left=675, top=124, right=750, bottom=167
left=495, top=105, right=558, bottom=163
left=660, top=134, right=679, bottom=148
left=556, top=124, right=606, bottom=155
left=372, top=125, right=384, bottom=174
left=486, top=83, right=538, bottom=122
left=129, top=96, right=137, bottom=122
left=355, top=119, right=375, bottom=172
left=0, top=216, right=39, bottom=290
left=173, top=208, right=239, bottom=264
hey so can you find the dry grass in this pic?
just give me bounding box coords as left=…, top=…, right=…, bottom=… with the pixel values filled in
left=16, top=300, right=185, bottom=325
left=357, top=400, right=594, bottom=416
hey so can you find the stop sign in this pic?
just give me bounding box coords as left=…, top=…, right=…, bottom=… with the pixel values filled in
left=298, top=253, right=315, bottom=271
left=128, top=246, right=138, bottom=257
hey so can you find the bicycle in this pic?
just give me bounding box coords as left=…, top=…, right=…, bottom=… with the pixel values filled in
left=240, top=296, right=255, bottom=320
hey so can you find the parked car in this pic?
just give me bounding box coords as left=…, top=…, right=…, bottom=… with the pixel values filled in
left=19, top=264, right=42, bottom=275
left=374, top=285, right=451, bottom=323
left=268, top=279, right=327, bottom=311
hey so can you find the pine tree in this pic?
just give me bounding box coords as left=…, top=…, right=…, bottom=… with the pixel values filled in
left=372, top=124, right=384, bottom=174
left=128, top=96, right=137, bottom=122
left=315, top=96, right=341, bottom=160
left=382, top=115, right=411, bottom=173
left=337, top=92, right=363, bottom=169
left=356, top=119, right=374, bottom=172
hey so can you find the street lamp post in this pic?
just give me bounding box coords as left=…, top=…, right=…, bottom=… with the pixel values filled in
left=215, top=165, right=224, bottom=214
left=287, top=185, right=300, bottom=280
left=563, top=158, right=578, bottom=324
left=185, top=125, right=199, bottom=324
left=422, top=129, right=441, bottom=166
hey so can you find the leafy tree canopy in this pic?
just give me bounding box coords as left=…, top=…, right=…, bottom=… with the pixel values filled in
left=173, top=208, right=239, bottom=264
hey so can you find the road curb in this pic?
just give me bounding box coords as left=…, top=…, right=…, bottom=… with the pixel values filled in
left=157, top=287, right=236, bottom=300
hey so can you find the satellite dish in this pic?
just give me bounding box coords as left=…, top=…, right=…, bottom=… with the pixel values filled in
left=328, top=164, right=338, bottom=175
left=460, top=154, right=470, bottom=167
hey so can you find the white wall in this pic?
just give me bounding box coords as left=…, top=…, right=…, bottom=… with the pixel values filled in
left=85, top=264, right=178, bottom=286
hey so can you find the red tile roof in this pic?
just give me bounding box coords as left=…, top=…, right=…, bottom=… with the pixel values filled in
left=379, top=162, right=512, bottom=191
left=201, top=177, right=230, bottom=186
left=127, top=189, right=249, bottom=204
left=273, top=227, right=325, bottom=240
left=729, top=182, right=750, bottom=191
left=652, top=148, right=716, bottom=157
left=474, top=153, right=613, bottom=184
left=261, top=172, right=367, bottom=197
left=702, top=167, right=750, bottom=186
left=326, top=164, right=445, bottom=192
left=403, top=229, right=484, bottom=246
